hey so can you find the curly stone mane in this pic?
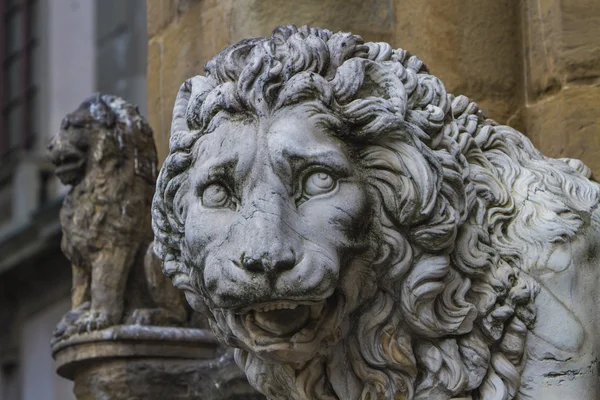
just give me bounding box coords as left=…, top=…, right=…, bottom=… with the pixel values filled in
left=152, top=26, right=600, bottom=399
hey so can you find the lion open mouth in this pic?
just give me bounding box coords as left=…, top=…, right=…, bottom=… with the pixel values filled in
left=249, top=302, right=325, bottom=337
left=52, top=152, right=86, bottom=184
left=226, top=295, right=340, bottom=350
left=53, top=152, right=83, bottom=168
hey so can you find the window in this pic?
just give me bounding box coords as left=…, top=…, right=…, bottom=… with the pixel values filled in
left=1, top=0, right=39, bottom=160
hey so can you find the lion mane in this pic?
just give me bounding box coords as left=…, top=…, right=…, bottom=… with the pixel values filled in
left=152, top=26, right=600, bottom=399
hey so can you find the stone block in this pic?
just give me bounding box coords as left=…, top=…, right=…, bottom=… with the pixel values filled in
left=393, top=0, right=523, bottom=124
left=524, top=0, right=600, bottom=99
left=560, top=0, right=600, bottom=80
left=525, top=85, right=600, bottom=177
left=147, top=0, right=177, bottom=38
left=51, top=326, right=261, bottom=400
left=150, top=0, right=234, bottom=164
left=522, top=0, right=563, bottom=99
left=147, top=40, right=165, bottom=163
left=230, top=0, right=394, bottom=44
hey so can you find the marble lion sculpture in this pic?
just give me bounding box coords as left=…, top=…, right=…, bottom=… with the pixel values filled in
left=48, top=94, right=188, bottom=342
left=152, top=26, right=600, bottom=400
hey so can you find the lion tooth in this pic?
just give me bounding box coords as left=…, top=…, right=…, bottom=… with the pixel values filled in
left=254, top=302, right=302, bottom=312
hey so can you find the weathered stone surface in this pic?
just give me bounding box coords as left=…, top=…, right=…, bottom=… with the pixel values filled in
left=147, top=0, right=600, bottom=176
left=394, top=0, right=523, bottom=125
left=148, top=0, right=233, bottom=164
left=230, top=0, right=393, bottom=43
left=147, top=0, right=395, bottom=166
left=53, top=326, right=219, bottom=378
left=524, top=85, right=600, bottom=177
left=147, top=40, right=166, bottom=164
left=147, top=0, right=177, bottom=37
left=48, top=94, right=262, bottom=399
left=521, top=0, right=600, bottom=178
left=47, top=95, right=189, bottom=344
left=152, top=26, right=600, bottom=400
left=523, top=0, right=600, bottom=99
left=53, top=326, right=261, bottom=400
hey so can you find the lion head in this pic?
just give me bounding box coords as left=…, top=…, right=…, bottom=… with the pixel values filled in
left=152, top=26, right=600, bottom=399
left=48, top=94, right=157, bottom=188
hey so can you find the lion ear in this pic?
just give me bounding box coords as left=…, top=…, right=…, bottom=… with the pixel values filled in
left=90, top=94, right=116, bottom=128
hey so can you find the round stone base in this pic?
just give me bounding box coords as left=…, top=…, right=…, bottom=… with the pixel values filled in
left=52, top=325, right=262, bottom=399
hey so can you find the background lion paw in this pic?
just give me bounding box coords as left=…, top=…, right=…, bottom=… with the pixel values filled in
left=51, top=301, right=91, bottom=345
left=127, top=308, right=186, bottom=326
left=74, top=310, right=117, bottom=333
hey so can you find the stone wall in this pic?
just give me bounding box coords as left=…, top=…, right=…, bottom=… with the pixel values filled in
left=147, top=0, right=600, bottom=175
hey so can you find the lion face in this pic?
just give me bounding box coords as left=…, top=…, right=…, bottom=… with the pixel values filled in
left=48, top=118, right=90, bottom=186
left=182, top=104, right=378, bottom=362
left=48, top=95, right=124, bottom=187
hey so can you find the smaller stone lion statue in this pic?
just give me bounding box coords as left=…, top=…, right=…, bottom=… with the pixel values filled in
left=49, top=94, right=190, bottom=342
left=152, top=26, right=600, bottom=400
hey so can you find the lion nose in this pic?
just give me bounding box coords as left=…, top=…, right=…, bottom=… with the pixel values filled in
left=240, top=251, right=296, bottom=274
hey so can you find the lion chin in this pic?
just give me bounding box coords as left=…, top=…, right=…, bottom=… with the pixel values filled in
left=153, top=25, right=600, bottom=400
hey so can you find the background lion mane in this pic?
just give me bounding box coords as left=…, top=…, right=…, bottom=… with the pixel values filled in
left=152, top=25, right=600, bottom=400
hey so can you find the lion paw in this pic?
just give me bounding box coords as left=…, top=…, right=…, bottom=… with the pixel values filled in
left=74, top=310, right=117, bottom=333
left=127, top=308, right=187, bottom=327
left=51, top=301, right=91, bottom=345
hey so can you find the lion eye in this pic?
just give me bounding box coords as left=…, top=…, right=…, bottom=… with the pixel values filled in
left=202, top=183, right=231, bottom=208
left=304, top=171, right=336, bottom=197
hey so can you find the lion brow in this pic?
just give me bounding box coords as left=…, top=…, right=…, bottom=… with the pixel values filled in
left=281, top=149, right=351, bottom=172
left=191, top=156, right=240, bottom=184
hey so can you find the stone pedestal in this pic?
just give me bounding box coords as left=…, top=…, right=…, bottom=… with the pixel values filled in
left=53, top=326, right=262, bottom=400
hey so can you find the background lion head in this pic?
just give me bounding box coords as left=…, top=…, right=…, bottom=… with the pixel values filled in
left=48, top=94, right=157, bottom=188
left=152, top=26, right=599, bottom=400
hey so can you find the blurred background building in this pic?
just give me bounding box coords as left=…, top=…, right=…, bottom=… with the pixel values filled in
left=0, top=0, right=147, bottom=399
